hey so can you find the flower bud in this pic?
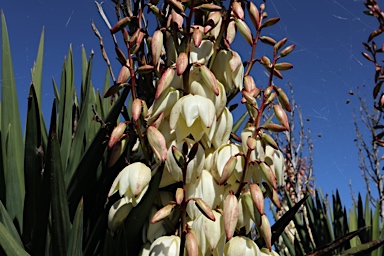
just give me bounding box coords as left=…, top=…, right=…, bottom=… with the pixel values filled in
left=151, top=30, right=163, bottom=66
left=261, top=17, right=280, bottom=29
left=150, top=203, right=176, bottom=224
left=274, top=37, right=288, bottom=52
left=232, top=2, right=244, bottom=20
left=249, top=183, right=264, bottom=215
left=259, top=162, right=277, bottom=190
left=280, top=44, right=295, bottom=57
left=265, top=92, right=276, bottom=105
left=244, top=76, right=256, bottom=92
left=192, top=27, right=203, bottom=47
left=263, top=182, right=281, bottom=210
left=219, top=156, right=238, bottom=185
left=167, top=0, right=184, bottom=14
left=175, top=188, right=184, bottom=205
left=171, top=9, right=183, bottom=29
left=235, top=18, right=253, bottom=46
left=111, top=17, right=131, bottom=34
left=108, top=137, right=128, bottom=167
left=273, top=104, right=290, bottom=131
left=147, top=126, right=168, bottom=162
left=247, top=137, right=257, bottom=150
left=108, top=122, right=127, bottom=149
left=204, top=11, right=222, bottom=34
left=176, top=52, right=188, bottom=76
left=172, top=145, right=185, bottom=169
left=260, top=132, right=278, bottom=150
left=193, top=198, right=216, bottom=221
left=263, top=123, right=287, bottom=132
left=247, top=2, right=260, bottom=30
left=259, top=214, right=272, bottom=251
left=260, top=36, right=276, bottom=46
left=137, top=64, right=154, bottom=74
left=117, top=65, right=130, bottom=84
left=276, top=87, right=291, bottom=112
left=115, top=46, right=127, bottom=66
left=242, top=90, right=256, bottom=105
left=132, top=98, right=142, bottom=122
left=261, top=56, right=271, bottom=67
left=186, top=230, right=199, bottom=256
left=223, top=192, right=239, bottom=240
left=199, top=65, right=219, bottom=95
left=226, top=20, right=236, bottom=44
left=274, top=62, right=293, bottom=71
left=155, top=68, right=175, bottom=99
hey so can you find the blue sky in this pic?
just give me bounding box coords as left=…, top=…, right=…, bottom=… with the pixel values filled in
left=1, top=0, right=380, bottom=209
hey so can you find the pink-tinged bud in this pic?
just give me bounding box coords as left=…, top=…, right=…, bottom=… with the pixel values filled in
left=263, top=123, right=287, bottom=132
left=259, top=36, right=276, bottom=46
left=186, top=231, right=199, bottom=256
left=232, top=2, right=244, bottom=20
left=151, top=30, right=163, bottom=66
left=167, top=0, right=184, bottom=14
left=205, top=12, right=222, bottom=30
left=137, top=65, right=154, bottom=74
left=109, top=122, right=127, bottom=149
left=219, top=156, right=237, bottom=185
left=280, top=44, right=295, bottom=57
left=171, top=9, right=183, bottom=29
left=151, top=112, right=164, bottom=128
left=223, top=192, right=239, bottom=240
left=261, top=55, right=271, bottom=66
left=261, top=17, right=280, bottom=29
left=192, top=27, right=203, bottom=47
left=115, top=47, right=127, bottom=66
left=172, top=145, right=185, bottom=169
left=244, top=76, right=256, bottom=92
left=155, top=68, right=175, bottom=99
left=229, top=51, right=242, bottom=72
left=135, top=31, right=145, bottom=49
left=235, top=18, right=253, bottom=46
left=193, top=198, right=216, bottom=221
left=195, top=3, right=222, bottom=11
left=175, top=188, right=184, bottom=205
left=260, top=3, right=265, bottom=12
left=276, top=87, right=291, bottom=112
left=273, top=104, right=290, bottom=131
left=250, top=88, right=261, bottom=98
left=241, top=90, right=256, bottom=105
left=132, top=98, right=142, bottom=122
left=259, top=162, right=277, bottom=190
left=129, top=29, right=140, bottom=47
left=265, top=92, right=276, bottom=105
left=199, top=65, right=219, bottom=95
left=274, top=62, right=293, bottom=71
left=111, top=17, right=131, bottom=34
left=147, top=126, right=168, bottom=162
left=226, top=20, right=236, bottom=44
left=247, top=137, right=257, bottom=150
left=247, top=2, right=260, bottom=30
left=274, top=37, right=288, bottom=52
left=259, top=214, right=272, bottom=251
left=263, top=182, right=281, bottom=210
left=176, top=52, right=188, bottom=76
left=108, top=137, right=128, bottom=167
left=273, top=68, right=283, bottom=79
left=150, top=203, right=176, bottom=224
left=260, top=132, right=278, bottom=150
left=249, top=183, right=264, bottom=215
left=117, top=65, right=130, bottom=84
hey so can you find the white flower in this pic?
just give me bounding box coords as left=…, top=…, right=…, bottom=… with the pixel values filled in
left=260, top=248, right=280, bottom=256
left=186, top=170, right=224, bottom=220
left=108, top=198, right=133, bottom=232
left=241, top=126, right=265, bottom=162
left=211, top=107, right=233, bottom=148
left=108, top=162, right=152, bottom=206
left=147, top=235, right=180, bottom=256
left=166, top=138, right=205, bottom=184
left=224, top=236, right=261, bottom=256
left=170, top=95, right=216, bottom=142
left=192, top=211, right=225, bottom=256
left=147, top=87, right=181, bottom=123
left=211, top=143, right=244, bottom=184
left=265, top=145, right=285, bottom=186
left=190, top=40, right=214, bottom=65
left=211, top=50, right=244, bottom=94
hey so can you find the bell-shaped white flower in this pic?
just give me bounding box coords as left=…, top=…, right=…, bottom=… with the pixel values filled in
left=236, top=196, right=254, bottom=234
left=170, top=95, right=216, bottom=142
left=186, top=169, right=224, bottom=220
left=108, top=198, right=133, bottom=233
left=147, top=87, right=181, bottom=123
left=241, top=126, right=265, bottom=162
left=108, top=162, right=152, bottom=206
left=192, top=211, right=225, bottom=256
left=211, top=107, right=233, bottom=148
left=260, top=248, right=280, bottom=256
left=224, top=236, right=261, bottom=256
left=190, top=40, right=214, bottom=65
left=145, top=207, right=167, bottom=243
left=265, top=145, right=285, bottom=186
left=166, top=138, right=205, bottom=183
left=211, top=144, right=244, bottom=184
left=147, top=235, right=180, bottom=256
left=211, top=50, right=244, bottom=94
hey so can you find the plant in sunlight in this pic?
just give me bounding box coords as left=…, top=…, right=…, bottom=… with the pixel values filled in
left=0, top=0, right=305, bottom=255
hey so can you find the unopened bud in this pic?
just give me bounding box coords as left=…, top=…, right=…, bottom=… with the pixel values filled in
left=192, top=27, right=203, bottom=47
left=274, top=37, right=288, bottom=52
left=223, top=192, right=239, bottom=240
left=186, top=231, right=199, bottom=256
left=171, top=9, right=183, bottom=29
left=117, top=65, right=130, bottom=84
left=265, top=92, right=276, bottom=105
left=115, top=47, right=127, bottom=66
left=175, top=188, right=184, bottom=205
left=108, top=137, right=128, bottom=167
left=226, top=20, right=236, bottom=44
left=263, top=182, right=281, bottom=210
left=111, top=17, right=131, bottom=34
left=247, top=137, right=257, bottom=150
left=242, top=90, right=256, bottom=105
left=260, top=132, right=278, bottom=150
left=132, top=98, right=142, bottom=122
left=259, top=214, right=272, bottom=251
left=137, top=65, right=154, bottom=74
left=151, top=30, right=163, bottom=66
left=273, top=104, right=290, bottom=131
left=249, top=183, right=264, bottom=215
left=232, top=2, right=244, bottom=20
left=276, top=87, right=291, bottom=112
left=195, top=3, right=222, bottom=11
left=176, top=52, right=188, bottom=76
left=199, top=65, right=219, bottom=95
left=261, top=17, right=280, bottom=29
left=167, top=0, right=184, bottom=14
left=261, top=56, right=271, bottom=67
left=150, top=204, right=176, bottom=224
left=274, top=62, right=293, bottom=71
left=109, top=122, right=127, bottom=149
left=244, top=76, right=256, bottom=92
left=219, top=156, right=238, bottom=185
left=235, top=18, right=253, bottom=46
left=247, top=2, right=260, bottom=30
left=259, top=162, right=277, bottom=190
left=260, top=36, right=276, bottom=46
left=155, top=68, right=175, bottom=99
left=263, top=123, right=287, bottom=132
left=193, top=198, right=216, bottom=221
left=147, top=126, right=168, bottom=162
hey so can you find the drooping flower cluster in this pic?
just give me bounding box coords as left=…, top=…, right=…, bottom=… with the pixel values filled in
left=105, top=0, right=294, bottom=255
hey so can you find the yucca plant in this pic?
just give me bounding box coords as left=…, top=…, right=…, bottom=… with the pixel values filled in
left=274, top=190, right=384, bottom=256
left=0, top=0, right=307, bottom=255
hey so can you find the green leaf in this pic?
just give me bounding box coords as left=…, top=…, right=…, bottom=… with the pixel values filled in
left=232, top=110, right=248, bottom=133
left=0, top=200, right=23, bottom=247
left=1, top=10, right=25, bottom=231
left=47, top=100, right=71, bottom=256
left=22, top=84, right=43, bottom=248
left=101, top=68, right=112, bottom=119
left=0, top=221, right=29, bottom=256
left=31, top=28, right=44, bottom=108
left=67, top=199, right=83, bottom=256
left=339, top=239, right=384, bottom=256
left=67, top=86, right=130, bottom=219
